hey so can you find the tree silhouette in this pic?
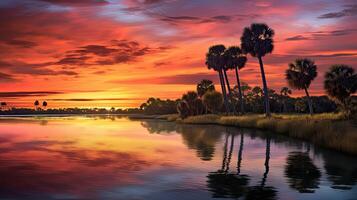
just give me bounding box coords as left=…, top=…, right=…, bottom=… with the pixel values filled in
left=177, top=91, right=205, bottom=118
left=206, top=45, right=229, bottom=112
left=324, top=65, right=357, bottom=116
left=280, top=87, right=292, bottom=112
left=241, top=23, right=275, bottom=117
left=203, top=91, right=223, bottom=114
left=224, top=46, right=248, bottom=114
left=34, top=100, right=40, bottom=110
left=42, top=101, right=48, bottom=110
left=286, top=58, right=317, bottom=115
left=0, top=102, right=7, bottom=110
left=197, top=79, right=215, bottom=97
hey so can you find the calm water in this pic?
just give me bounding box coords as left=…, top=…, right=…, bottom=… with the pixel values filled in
left=0, top=116, right=356, bottom=200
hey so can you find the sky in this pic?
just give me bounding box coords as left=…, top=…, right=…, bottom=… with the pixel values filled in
left=0, top=0, right=356, bottom=108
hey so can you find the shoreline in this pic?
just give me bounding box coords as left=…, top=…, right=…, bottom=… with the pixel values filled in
left=130, top=113, right=357, bottom=155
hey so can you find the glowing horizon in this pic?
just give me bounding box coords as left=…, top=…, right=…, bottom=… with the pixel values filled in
left=0, top=0, right=356, bottom=108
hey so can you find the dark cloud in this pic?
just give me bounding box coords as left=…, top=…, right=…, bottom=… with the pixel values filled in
left=318, top=4, right=357, bottom=19
left=49, top=98, right=144, bottom=102
left=58, top=40, right=169, bottom=66
left=0, top=60, right=78, bottom=76
left=159, top=14, right=237, bottom=24
left=113, top=72, right=220, bottom=85
left=0, top=72, right=17, bottom=82
left=310, top=53, right=357, bottom=58
left=39, top=0, right=109, bottom=6
left=285, top=35, right=310, bottom=41
left=0, top=91, right=62, bottom=98
left=3, top=39, right=37, bottom=48
left=285, top=29, right=357, bottom=41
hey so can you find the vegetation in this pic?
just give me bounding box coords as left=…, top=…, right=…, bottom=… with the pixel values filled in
left=206, top=45, right=229, bottom=112
left=241, top=23, right=275, bottom=116
left=224, top=46, right=247, bottom=113
left=178, top=114, right=357, bottom=155
left=197, top=79, right=215, bottom=97
left=203, top=91, right=223, bottom=114
left=140, top=98, right=178, bottom=115
left=324, top=65, right=357, bottom=117
left=286, top=58, right=318, bottom=115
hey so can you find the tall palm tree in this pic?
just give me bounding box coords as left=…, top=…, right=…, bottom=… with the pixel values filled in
left=286, top=58, right=317, bottom=115
left=197, top=79, right=215, bottom=97
left=324, top=65, right=357, bottom=115
left=206, top=45, right=229, bottom=112
left=241, top=23, right=275, bottom=117
left=224, top=46, right=248, bottom=114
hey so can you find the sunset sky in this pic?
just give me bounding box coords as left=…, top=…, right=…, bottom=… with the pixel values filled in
left=0, top=0, right=356, bottom=108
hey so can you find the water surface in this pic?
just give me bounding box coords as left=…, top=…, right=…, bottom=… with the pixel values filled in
left=0, top=116, right=356, bottom=200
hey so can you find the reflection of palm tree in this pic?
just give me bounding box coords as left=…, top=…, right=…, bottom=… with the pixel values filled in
left=237, top=133, right=244, bottom=175
left=207, top=133, right=250, bottom=199
left=284, top=152, right=321, bottom=193
left=262, top=137, right=271, bottom=187
left=321, top=152, right=357, bottom=190
left=246, top=137, right=277, bottom=200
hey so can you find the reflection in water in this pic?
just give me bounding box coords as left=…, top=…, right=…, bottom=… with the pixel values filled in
left=207, top=134, right=250, bottom=199
left=246, top=137, right=278, bottom=200
left=141, top=120, right=222, bottom=161
left=284, top=152, right=321, bottom=193
left=321, top=151, right=357, bottom=190
left=0, top=117, right=355, bottom=200
left=207, top=133, right=277, bottom=200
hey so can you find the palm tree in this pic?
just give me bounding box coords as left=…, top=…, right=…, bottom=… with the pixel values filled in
left=0, top=102, right=7, bottom=111
left=197, top=79, right=215, bottom=97
left=241, top=23, right=275, bottom=117
left=42, top=101, right=48, bottom=110
left=34, top=100, right=40, bottom=110
left=206, top=45, right=229, bottom=112
left=286, top=58, right=317, bottom=115
left=324, top=65, right=357, bottom=115
left=224, top=46, right=248, bottom=114
left=280, top=87, right=292, bottom=113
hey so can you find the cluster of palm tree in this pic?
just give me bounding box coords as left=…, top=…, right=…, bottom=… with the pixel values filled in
left=205, top=23, right=274, bottom=116
left=204, top=23, right=357, bottom=117
left=34, top=100, right=48, bottom=110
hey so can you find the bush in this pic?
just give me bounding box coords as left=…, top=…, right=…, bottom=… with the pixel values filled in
left=203, top=91, right=223, bottom=114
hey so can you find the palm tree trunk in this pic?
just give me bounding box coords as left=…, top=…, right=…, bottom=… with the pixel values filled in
left=223, top=70, right=232, bottom=96
left=237, top=133, right=244, bottom=175
left=304, top=87, right=313, bottom=115
left=261, top=137, right=271, bottom=187
left=235, top=67, right=245, bottom=114
left=225, top=134, right=234, bottom=172
left=218, top=70, right=229, bottom=113
left=223, top=69, right=235, bottom=114
left=221, top=133, right=229, bottom=171
left=258, top=56, right=271, bottom=117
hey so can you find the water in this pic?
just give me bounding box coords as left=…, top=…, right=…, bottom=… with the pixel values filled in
left=0, top=116, right=356, bottom=200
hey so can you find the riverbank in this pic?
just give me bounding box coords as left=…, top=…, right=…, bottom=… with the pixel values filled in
left=131, top=113, right=357, bottom=155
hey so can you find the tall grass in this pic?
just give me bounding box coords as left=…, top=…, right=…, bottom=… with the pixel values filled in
left=181, top=113, right=357, bottom=155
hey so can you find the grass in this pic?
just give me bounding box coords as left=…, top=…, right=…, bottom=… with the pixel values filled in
left=179, top=113, right=357, bottom=155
